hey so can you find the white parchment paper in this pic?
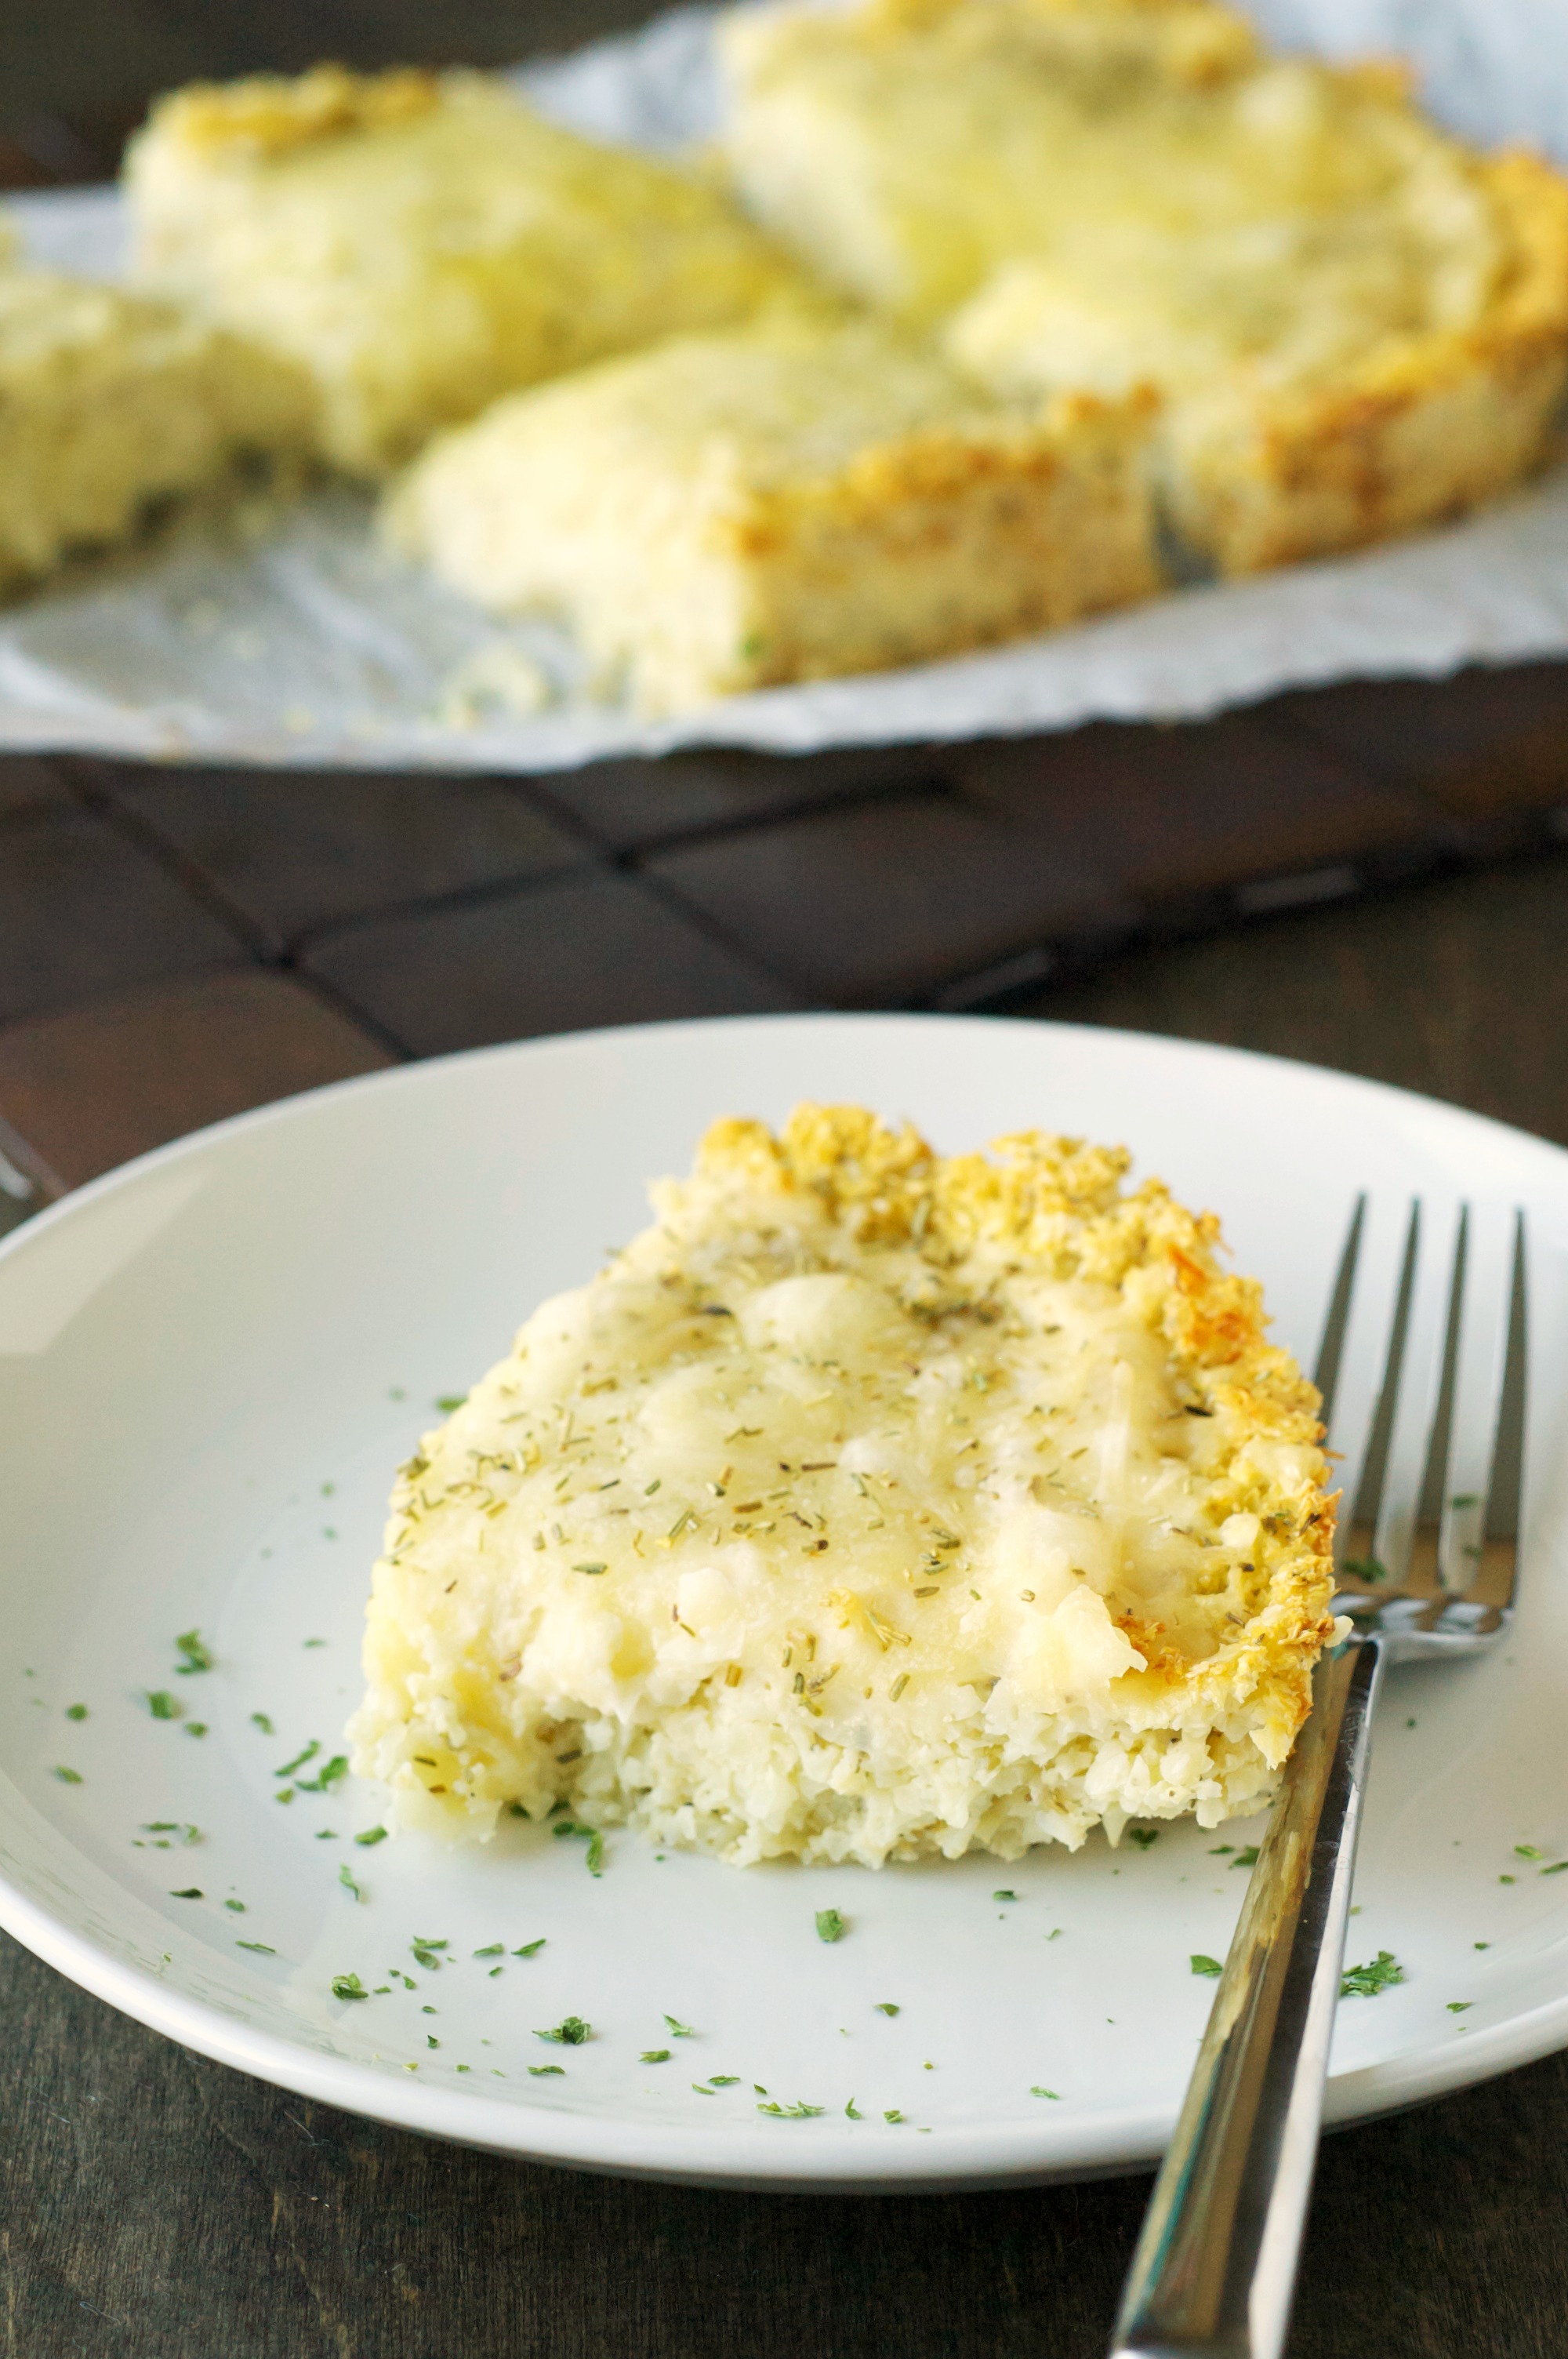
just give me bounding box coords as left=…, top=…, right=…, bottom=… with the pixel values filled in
left=6, top=0, right=1568, bottom=773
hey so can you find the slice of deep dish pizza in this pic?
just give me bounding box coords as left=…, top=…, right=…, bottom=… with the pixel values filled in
left=124, top=64, right=808, bottom=478
left=383, top=313, right=1160, bottom=715
left=348, top=1106, right=1339, bottom=1867
left=720, top=0, right=1568, bottom=578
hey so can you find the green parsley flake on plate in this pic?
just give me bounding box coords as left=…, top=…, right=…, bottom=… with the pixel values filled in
left=1341, top=1951, right=1404, bottom=1998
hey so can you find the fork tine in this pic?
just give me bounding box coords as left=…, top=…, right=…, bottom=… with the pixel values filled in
left=1370, top=1198, right=1465, bottom=1590
left=1438, top=1207, right=1526, bottom=1596
left=1318, top=1196, right=1417, bottom=1567
left=1487, top=1216, right=1529, bottom=1555
left=1312, top=1193, right=1364, bottom=1428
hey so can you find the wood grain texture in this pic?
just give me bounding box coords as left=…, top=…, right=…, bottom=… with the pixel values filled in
left=8, top=1917, right=1568, bottom=2359
left=0, top=968, right=395, bottom=1187
left=1028, top=845, right=1568, bottom=1150
left=82, top=765, right=587, bottom=958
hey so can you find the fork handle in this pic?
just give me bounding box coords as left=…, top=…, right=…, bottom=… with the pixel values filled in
left=1109, top=1635, right=1385, bottom=2359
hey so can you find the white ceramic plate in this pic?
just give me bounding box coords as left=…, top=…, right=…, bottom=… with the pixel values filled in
left=4, top=1012, right=1568, bottom=2192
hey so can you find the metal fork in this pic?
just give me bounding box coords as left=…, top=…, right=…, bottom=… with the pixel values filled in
left=1109, top=1195, right=1527, bottom=2359
left=0, top=1114, right=60, bottom=1242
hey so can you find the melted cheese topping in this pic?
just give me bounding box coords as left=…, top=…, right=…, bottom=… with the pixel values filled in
left=943, top=60, right=1504, bottom=416
left=721, top=1, right=1504, bottom=336
left=410, top=1236, right=1265, bottom=1696
left=350, top=1107, right=1334, bottom=1865
left=125, top=70, right=806, bottom=475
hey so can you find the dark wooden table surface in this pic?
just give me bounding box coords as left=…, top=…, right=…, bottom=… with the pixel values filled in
left=8, top=8, right=1568, bottom=2353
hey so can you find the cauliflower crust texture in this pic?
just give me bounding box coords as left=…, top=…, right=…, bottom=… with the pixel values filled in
left=348, top=1105, right=1340, bottom=1868
left=1155, top=150, right=1568, bottom=574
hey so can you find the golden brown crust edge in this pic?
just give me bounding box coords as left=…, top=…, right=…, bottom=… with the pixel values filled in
left=136, top=64, right=441, bottom=165
left=698, top=1103, right=1340, bottom=1761
left=706, top=387, right=1161, bottom=702
left=1171, top=147, right=1568, bottom=576
left=856, top=0, right=1261, bottom=86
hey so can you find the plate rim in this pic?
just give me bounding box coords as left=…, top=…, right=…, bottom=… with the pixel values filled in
left=5, top=1006, right=1568, bottom=2189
